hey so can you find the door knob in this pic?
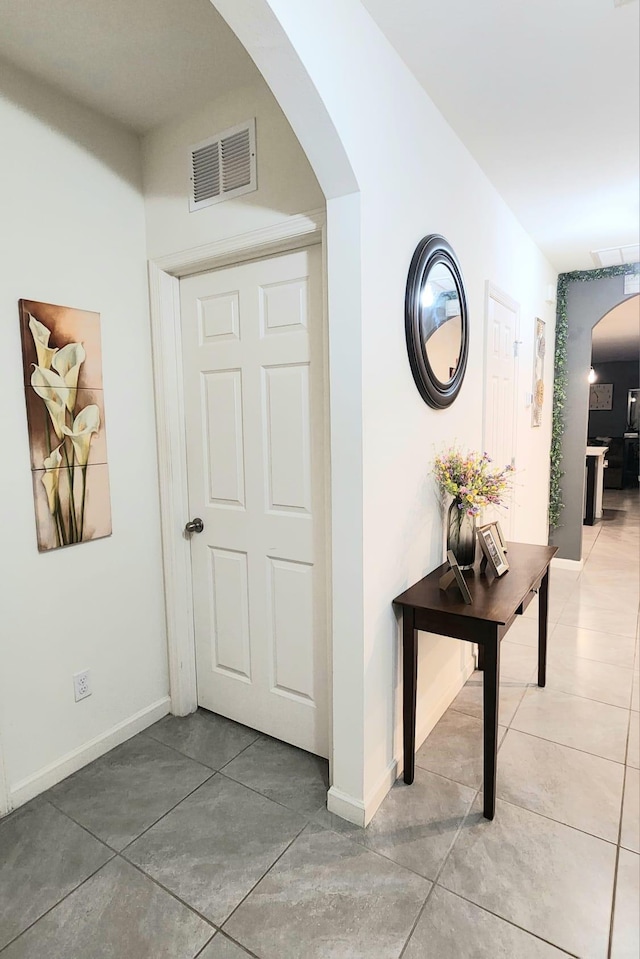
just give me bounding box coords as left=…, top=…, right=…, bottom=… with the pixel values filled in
left=185, top=517, right=204, bottom=534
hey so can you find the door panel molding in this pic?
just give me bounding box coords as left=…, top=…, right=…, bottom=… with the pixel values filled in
left=148, top=209, right=326, bottom=717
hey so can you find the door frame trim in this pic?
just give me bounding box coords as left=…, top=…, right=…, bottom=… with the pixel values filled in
left=148, top=208, right=326, bottom=716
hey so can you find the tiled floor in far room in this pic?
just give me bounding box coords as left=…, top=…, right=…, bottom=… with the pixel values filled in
left=1, top=492, right=638, bottom=959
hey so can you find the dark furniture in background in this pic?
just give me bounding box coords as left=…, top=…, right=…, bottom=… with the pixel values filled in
left=588, top=436, right=625, bottom=489
left=623, top=433, right=639, bottom=488
left=605, top=437, right=623, bottom=489
left=393, top=542, right=557, bottom=821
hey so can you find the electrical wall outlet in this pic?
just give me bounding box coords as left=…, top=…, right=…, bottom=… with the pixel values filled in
left=73, top=669, right=92, bottom=702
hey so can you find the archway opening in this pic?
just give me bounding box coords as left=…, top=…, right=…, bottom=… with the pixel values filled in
left=584, top=296, right=639, bottom=535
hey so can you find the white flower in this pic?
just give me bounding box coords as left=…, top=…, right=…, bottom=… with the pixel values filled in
left=52, top=342, right=85, bottom=412
left=31, top=366, right=69, bottom=439
left=41, top=445, right=63, bottom=514
left=62, top=404, right=100, bottom=466
left=28, top=315, right=58, bottom=370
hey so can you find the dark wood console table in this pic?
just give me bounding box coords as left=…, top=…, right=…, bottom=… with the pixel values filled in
left=393, top=542, right=557, bottom=820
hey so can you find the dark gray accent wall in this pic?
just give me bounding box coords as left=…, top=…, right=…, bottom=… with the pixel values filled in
left=588, top=361, right=639, bottom=438
left=550, top=274, right=634, bottom=561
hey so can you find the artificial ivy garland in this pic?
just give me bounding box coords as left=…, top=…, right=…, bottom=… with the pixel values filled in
left=549, top=262, right=640, bottom=530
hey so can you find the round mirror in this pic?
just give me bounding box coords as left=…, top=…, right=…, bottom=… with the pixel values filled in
left=405, top=234, right=469, bottom=408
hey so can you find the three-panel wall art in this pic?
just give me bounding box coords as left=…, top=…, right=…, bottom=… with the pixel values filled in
left=19, top=299, right=112, bottom=551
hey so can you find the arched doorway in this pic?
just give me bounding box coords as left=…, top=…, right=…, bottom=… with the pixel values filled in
left=155, top=0, right=367, bottom=821
left=550, top=268, right=639, bottom=562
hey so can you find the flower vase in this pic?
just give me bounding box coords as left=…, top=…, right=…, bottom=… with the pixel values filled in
left=447, top=499, right=477, bottom=569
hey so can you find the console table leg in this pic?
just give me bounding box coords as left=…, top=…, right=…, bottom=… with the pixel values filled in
left=402, top=608, right=417, bottom=785
left=477, top=644, right=485, bottom=671
left=483, top=633, right=500, bottom=820
left=538, top=568, right=549, bottom=687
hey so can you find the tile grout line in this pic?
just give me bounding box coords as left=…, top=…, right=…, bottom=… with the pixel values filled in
left=431, top=886, right=582, bottom=959
left=141, top=722, right=261, bottom=772
left=509, top=703, right=632, bottom=758
left=34, top=730, right=336, bottom=953
left=194, top=930, right=262, bottom=959
left=48, top=766, right=217, bottom=857
left=118, top=769, right=222, bottom=854
left=396, top=780, right=579, bottom=959
left=41, top=796, right=125, bottom=854
left=606, top=707, right=634, bottom=959
left=213, top=767, right=328, bottom=821
left=217, top=817, right=311, bottom=934
left=0, top=845, right=117, bottom=955
left=12, top=788, right=231, bottom=946
left=397, top=776, right=484, bottom=959
left=216, top=733, right=269, bottom=773
left=117, top=854, right=220, bottom=930
left=191, top=932, right=218, bottom=959
left=143, top=723, right=331, bottom=823
left=494, top=793, right=622, bottom=848
left=531, top=682, right=634, bottom=712
left=500, top=724, right=629, bottom=766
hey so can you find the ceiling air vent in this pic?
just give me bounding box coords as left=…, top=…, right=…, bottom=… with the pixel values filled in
left=591, top=244, right=640, bottom=267
left=189, top=119, right=256, bottom=212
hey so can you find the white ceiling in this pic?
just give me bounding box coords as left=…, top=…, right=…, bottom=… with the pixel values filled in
left=0, top=0, right=637, bottom=272
left=362, top=0, right=640, bottom=273
left=0, top=0, right=260, bottom=132
left=592, top=295, right=640, bottom=362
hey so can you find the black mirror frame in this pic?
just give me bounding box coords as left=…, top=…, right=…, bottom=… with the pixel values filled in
left=405, top=234, right=469, bottom=409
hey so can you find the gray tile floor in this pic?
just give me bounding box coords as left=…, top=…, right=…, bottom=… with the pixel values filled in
left=1, top=490, right=638, bottom=958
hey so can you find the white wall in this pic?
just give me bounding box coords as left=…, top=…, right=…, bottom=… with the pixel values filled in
left=142, top=79, right=325, bottom=260
left=215, top=0, right=557, bottom=821
left=0, top=60, right=169, bottom=807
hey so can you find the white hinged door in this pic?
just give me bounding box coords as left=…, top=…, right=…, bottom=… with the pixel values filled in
left=180, top=247, right=328, bottom=757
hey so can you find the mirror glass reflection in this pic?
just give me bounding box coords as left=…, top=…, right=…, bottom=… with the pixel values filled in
left=419, top=261, right=462, bottom=384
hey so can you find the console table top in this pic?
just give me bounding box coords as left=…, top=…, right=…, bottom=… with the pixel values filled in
left=393, top=541, right=557, bottom=626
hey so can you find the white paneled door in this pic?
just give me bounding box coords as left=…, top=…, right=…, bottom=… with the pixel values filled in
left=484, top=287, right=519, bottom=537
left=180, top=248, right=328, bottom=757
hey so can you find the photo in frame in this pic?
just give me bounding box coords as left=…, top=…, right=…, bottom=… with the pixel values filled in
left=477, top=524, right=509, bottom=577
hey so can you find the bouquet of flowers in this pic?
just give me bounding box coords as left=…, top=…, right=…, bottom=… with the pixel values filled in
left=433, top=448, right=514, bottom=517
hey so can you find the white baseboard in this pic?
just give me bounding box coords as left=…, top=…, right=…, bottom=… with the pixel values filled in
left=327, top=654, right=475, bottom=827
left=327, top=786, right=366, bottom=826
left=8, top=697, right=171, bottom=812
left=363, top=757, right=398, bottom=826
left=551, top=556, right=583, bottom=572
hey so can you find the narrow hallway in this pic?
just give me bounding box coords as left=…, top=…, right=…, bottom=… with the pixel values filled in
left=0, top=492, right=637, bottom=958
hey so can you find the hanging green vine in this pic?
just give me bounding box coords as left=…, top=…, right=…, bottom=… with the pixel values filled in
left=549, top=262, right=639, bottom=530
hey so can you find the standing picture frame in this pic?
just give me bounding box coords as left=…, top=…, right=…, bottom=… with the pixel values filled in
left=492, top=519, right=507, bottom=553
left=477, top=524, right=509, bottom=577
left=439, top=549, right=473, bottom=604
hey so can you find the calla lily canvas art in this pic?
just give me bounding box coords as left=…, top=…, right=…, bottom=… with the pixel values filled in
left=19, top=299, right=111, bottom=551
